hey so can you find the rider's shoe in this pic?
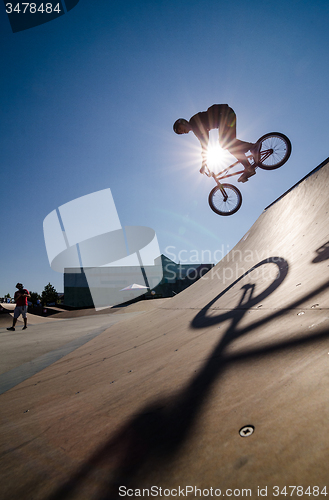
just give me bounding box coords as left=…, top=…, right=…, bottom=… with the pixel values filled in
left=238, top=166, right=256, bottom=183
left=250, top=142, right=261, bottom=163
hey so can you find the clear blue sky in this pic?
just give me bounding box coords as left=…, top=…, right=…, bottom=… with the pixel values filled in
left=1, top=0, right=329, bottom=297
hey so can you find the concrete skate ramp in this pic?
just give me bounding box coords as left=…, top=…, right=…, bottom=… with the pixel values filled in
left=0, top=310, right=14, bottom=328
left=1, top=159, right=329, bottom=500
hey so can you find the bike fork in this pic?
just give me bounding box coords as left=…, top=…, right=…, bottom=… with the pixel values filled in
left=219, top=184, right=228, bottom=202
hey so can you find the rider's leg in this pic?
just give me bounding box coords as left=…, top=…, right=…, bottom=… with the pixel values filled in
left=224, top=137, right=254, bottom=155
left=218, top=112, right=257, bottom=176
left=218, top=116, right=255, bottom=168
left=225, top=140, right=255, bottom=170
left=226, top=139, right=257, bottom=183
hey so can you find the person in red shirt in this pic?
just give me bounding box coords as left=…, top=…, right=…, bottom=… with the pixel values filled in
left=7, top=283, right=30, bottom=331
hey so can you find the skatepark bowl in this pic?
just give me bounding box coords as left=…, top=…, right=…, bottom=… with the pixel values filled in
left=1, top=157, right=329, bottom=500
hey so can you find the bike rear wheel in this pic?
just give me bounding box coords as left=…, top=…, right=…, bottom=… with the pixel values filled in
left=257, top=132, right=291, bottom=170
left=208, top=183, right=242, bottom=216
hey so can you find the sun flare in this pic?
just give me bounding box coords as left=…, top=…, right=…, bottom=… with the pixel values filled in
left=207, top=143, right=227, bottom=171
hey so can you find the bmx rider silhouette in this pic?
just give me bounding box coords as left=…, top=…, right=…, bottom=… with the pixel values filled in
left=173, top=104, right=260, bottom=183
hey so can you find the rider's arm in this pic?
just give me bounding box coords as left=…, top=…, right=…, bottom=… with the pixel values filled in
left=199, top=143, right=209, bottom=174
left=189, top=114, right=209, bottom=167
left=200, top=140, right=208, bottom=166
left=195, top=135, right=208, bottom=172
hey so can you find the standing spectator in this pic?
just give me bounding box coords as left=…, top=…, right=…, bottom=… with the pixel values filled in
left=7, top=283, right=30, bottom=331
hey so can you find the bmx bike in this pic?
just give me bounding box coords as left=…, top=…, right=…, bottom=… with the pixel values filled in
left=204, top=132, right=292, bottom=216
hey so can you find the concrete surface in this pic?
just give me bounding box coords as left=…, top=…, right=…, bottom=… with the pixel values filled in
left=0, top=310, right=148, bottom=394
left=0, top=159, right=329, bottom=500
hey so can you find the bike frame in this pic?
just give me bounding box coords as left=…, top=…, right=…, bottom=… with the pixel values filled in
left=204, top=149, right=274, bottom=186
left=205, top=132, right=290, bottom=216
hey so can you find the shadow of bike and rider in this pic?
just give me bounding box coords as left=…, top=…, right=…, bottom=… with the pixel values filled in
left=312, top=241, right=329, bottom=264
left=48, top=257, right=329, bottom=500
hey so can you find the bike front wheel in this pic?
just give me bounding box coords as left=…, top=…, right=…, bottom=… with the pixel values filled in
left=208, top=183, right=242, bottom=216
left=257, top=132, right=291, bottom=170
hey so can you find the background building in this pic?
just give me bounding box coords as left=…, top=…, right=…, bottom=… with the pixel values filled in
left=64, top=254, right=214, bottom=308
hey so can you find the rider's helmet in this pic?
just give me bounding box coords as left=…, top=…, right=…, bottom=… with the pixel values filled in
left=173, top=118, right=190, bottom=134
